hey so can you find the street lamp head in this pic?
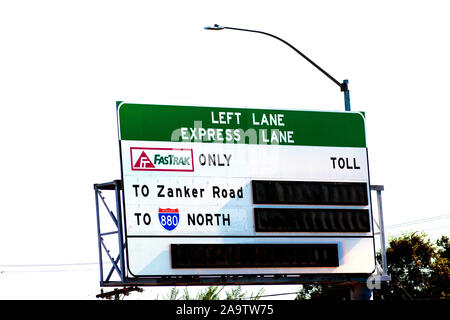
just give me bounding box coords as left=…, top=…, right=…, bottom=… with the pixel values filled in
left=340, top=80, right=349, bottom=92
left=204, top=24, right=225, bottom=30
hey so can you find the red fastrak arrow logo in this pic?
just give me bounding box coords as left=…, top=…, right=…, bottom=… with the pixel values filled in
left=130, top=147, right=194, bottom=172
left=133, top=151, right=155, bottom=169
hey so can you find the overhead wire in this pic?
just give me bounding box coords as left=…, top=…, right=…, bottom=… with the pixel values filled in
left=385, top=213, right=450, bottom=229
left=2, top=268, right=99, bottom=273
left=0, top=261, right=110, bottom=274
left=0, top=262, right=99, bottom=267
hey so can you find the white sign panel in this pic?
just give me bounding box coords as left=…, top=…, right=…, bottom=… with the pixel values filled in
left=117, top=103, right=376, bottom=278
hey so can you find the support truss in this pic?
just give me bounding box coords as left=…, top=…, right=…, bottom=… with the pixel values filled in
left=94, top=180, right=127, bottom=286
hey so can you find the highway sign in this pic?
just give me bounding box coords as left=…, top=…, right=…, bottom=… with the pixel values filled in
left=117, top=102, right=375, bottom=277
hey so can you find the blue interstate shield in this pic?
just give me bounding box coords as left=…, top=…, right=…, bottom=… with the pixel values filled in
left=158, top=208, right=180, bottom=231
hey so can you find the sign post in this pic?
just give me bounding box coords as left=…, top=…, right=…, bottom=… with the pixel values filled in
left=115, top=102, right=376, bottom=280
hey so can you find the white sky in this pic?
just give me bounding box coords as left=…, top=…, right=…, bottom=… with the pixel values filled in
left=1, top=0, right=449, bottom=299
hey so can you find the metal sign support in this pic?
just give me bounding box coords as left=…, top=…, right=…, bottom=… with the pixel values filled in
left=371, top=185, right=390, bottom=281
left=94, top=180, right=127, bottom=286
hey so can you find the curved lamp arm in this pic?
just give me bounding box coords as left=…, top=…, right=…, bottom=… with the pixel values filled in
left=205, top=24, right=351, bottom=111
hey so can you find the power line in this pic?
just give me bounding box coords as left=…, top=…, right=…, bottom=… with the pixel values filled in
left=388, top=224, right=450, bottom=237
left=1, top=268, right=98, bottom=273
left=0, top=261, right=109, bottom=274
left=418, top=224, right=450, bottom=232
left=0, top=262, right=99, bottom=268
left=386, top=213, right=450, bottom=229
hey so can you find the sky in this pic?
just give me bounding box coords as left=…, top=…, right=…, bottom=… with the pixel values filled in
left=0, top=0, right=449, bottom=299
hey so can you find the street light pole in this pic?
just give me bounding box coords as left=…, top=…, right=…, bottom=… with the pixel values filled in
left=204, top=24, right=351, bottom=111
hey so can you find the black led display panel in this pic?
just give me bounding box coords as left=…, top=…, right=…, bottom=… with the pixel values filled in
left=252, top=180, right=368, bottom=205
left=171, top=243, right=339, bottom=268
left=254, top=208, right=371, bottom=233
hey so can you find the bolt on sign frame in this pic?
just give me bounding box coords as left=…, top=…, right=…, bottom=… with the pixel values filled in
left=94, top=102, right=390, bottom=287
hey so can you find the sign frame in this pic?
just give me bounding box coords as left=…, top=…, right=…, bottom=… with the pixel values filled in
left=112, top=101, right=379, bottom=284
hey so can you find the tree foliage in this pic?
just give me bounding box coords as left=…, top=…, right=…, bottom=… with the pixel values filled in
left=375, top=232, right=449, bottom=300
left=295, top=284, right=351, bottom=301
left=295, top=232, right=450, bottom=300
left=160, top=286, right=264, bottom=300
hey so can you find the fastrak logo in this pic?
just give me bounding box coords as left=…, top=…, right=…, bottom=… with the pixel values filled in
left=130, top=147, right=194, bottom=172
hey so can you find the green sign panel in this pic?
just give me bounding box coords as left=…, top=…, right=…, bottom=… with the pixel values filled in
left=117, top=102, right=366, bottom=148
